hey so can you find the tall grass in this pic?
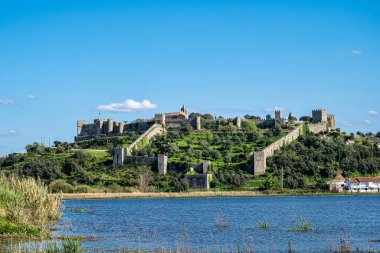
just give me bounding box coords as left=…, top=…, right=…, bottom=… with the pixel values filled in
left=288, top=218, right=313, bottom=232
left=0, top=175, right=62, bottom=236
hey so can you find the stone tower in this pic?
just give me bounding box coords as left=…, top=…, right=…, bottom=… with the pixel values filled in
left=181, top=105, right=189, bottom=117
left=275, top=110, right=282, bottom=123
left=312, top=109, right=327, bottom=123
left=77, top=120, right=87, bottom=136
left=236, top=116, right=241, bottom=129
left=327, top=114, right=336, bottom=129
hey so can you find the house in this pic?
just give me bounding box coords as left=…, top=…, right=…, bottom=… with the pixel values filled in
left=328, top=174, right=346, bottom=192
left=345, top=139, right=355, bottom=145
left=345, top=177, right=380, bottom=193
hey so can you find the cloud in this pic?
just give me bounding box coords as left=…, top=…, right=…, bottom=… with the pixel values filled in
left=342, top=121, right=354, bottom=126
left=27, top=95, right=36, bottom=100
left=265, top=106, right=285, bottom=112
left=0, top=130, right=18, bottom=137
left=0, top=99, right=15, bottom=105
left=351, top=49, right=362, bottom=55
left=362, top=120, right=373, bottom=125
left=96, top=99, right=157, bottom=113
left=368, top=110, right=379, bottom=116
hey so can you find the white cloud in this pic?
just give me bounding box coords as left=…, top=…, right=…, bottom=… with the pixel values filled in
left=27, top=95, right=36, bottom=100
left=351, top=49, right=362, bottom=55
left=368, top=110, right=379, bottom=116
left=342, top=121, right=353, bottom=126
left=0, top=98, right=15, bottom=105
left=96, top=99, right=157, bottom=113
left=264, top=106, right=285, bottom=112
left=0, top=130, right=18, bottom=137
left=363, top=120, right=373, bottom=125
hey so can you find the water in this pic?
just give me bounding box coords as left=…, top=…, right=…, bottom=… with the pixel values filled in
left=52, top=195, right=380, bottom=252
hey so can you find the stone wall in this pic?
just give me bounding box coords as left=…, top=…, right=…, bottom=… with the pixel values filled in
left=185, top=174, right=211, bottom=190
left=114, top=151, right=168, bottom=175
left=253, top=125, right=303, bottom=175
left=308, top=122, right=328, bottom=133
left=126, top=124, right=164, bottom=155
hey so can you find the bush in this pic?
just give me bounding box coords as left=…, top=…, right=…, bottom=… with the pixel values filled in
left=49, top=180, right=75, bottom=193
left=75, top=185, right=92, bottom=193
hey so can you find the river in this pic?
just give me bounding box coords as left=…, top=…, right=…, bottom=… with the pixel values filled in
left=45, top=195, right=380, bottom=252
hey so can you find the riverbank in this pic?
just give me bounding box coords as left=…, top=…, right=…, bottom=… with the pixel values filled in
left=60, top=190, right=379, bottom=200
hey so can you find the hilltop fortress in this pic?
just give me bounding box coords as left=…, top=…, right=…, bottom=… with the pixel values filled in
left=75, top=106, right=336, bottom=182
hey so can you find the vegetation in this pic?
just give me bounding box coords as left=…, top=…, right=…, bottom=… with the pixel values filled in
left=0, top=122, right=379, bottom=193
left=258, top=221, right=270, bottom=229
left=267, top=131, right=380, bottom=189
left=11, top=239, right=84, bottom=253
left=288, top=218, right=313, bottom=232
left=0, top=175, right=62, bottom=237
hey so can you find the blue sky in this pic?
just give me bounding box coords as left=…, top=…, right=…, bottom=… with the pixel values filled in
left=0, top=0, right=379, bottom=155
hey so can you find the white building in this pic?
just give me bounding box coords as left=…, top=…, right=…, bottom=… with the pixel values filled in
left=345, top=177, right=380, bottom=193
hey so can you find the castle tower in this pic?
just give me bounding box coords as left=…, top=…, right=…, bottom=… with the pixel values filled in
left=161, top=114, right=166, bottom=126
left=77, top=120, right=87, bottom=136
left=181, top=105, right=189, bottom=117
left=158, top=154, right=168, bottom=175
left=327, top=114, right=336, bottom=129
left=312, top=109, right=327, bottom=123
left=275, top=110, right=282, bottom=123
left=236, top=116, right=241, bottom=129
left=196, top=116, right=201, bottom=130
left=118, top=122, right=125, bottom=134
left=106, top=119, right=114, bottom=134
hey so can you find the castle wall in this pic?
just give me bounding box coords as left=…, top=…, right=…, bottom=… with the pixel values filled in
left=126, top=124, right=164, bottom=155
left=253, top=125, right=303, bottom=175
left=185, top=174, right=211, bottom=190
left=308, top=122, right=327, bottom=133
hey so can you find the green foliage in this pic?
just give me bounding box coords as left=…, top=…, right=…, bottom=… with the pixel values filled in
left=0, top=175, right=62, bottom=236
left=288, top=218, right=313, bottom=232
left=264, top=175, right=281, bottom=190
left=49, top=180, right=75, bottom=193
left=267, top=132, right=380, bottom=189
left=258, top=221, right=270, bottom=229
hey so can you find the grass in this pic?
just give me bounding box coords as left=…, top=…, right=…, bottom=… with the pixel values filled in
left=10, top=238, right=84, bottom=253
left=0, top=175, right=62, bottom=237
left=288, top=218, right=313, bottom=232
left=258, top=221, right=270, bottom=229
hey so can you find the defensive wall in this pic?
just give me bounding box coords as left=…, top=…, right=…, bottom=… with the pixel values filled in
left=253, top=125, right=304, bottom=175
left=126, top=123, right=164, bottom=155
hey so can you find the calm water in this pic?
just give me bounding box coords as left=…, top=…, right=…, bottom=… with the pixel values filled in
left=51, top=195, right=379, bottom=252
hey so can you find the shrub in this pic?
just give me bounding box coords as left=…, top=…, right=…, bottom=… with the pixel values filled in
left=49, top=180, right=75, bottom=193
left=75, top=185, right=92, bottom=193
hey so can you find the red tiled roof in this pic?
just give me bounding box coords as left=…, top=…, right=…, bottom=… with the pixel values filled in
left=348, top=177, right=380, bottom=183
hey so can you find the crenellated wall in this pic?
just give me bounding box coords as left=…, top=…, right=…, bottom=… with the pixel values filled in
left=126, top=124, right=164, bottom=155
left=253, top=125, right=304, bottom=175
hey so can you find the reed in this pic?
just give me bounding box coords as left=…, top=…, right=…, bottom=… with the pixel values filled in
left=258, top=221, right=270, bottom=229
left=0, top=175, right=62, bottom=236
left=288, top=218, right=313, bottom=232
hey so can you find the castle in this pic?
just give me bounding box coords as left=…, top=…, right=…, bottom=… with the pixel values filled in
left=75, top=105, right=242, bottom=141
left=75, top=107, right=336, bottom=180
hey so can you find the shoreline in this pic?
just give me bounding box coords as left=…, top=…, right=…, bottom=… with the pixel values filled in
left=59, top=190, right=380, bottom=200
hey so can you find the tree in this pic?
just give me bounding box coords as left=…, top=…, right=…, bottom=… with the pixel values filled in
left=136, top=166, right=153, bottom=192
left=189, top=112, right=201, bottom=118
left=202, top=114, right=214, bottom=120
left=299, top=116, right=312, bottom=123
left=376, top=132, right=380, bottom=138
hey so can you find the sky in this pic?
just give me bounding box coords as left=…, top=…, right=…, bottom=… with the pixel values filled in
left=0, top=0, right=379, bottom=156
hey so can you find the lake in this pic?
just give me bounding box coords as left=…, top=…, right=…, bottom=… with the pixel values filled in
left=45, top=195, right=380, bottom=252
